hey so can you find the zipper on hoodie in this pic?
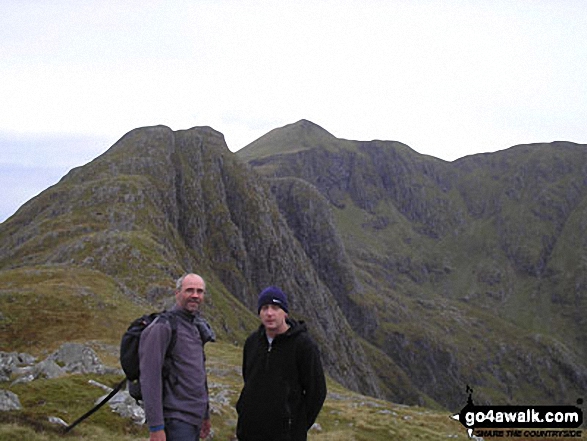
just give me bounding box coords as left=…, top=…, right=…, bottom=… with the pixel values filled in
left=265, top=341, right=272, bottom=370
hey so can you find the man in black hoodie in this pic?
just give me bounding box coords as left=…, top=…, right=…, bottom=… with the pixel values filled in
left=236, top=286, right=327, bottom=441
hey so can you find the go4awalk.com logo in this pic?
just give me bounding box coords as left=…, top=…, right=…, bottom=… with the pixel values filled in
left=451, top=386, right=584, bottom=438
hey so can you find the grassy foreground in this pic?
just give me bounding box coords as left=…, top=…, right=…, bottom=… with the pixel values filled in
left=0, top=341, right=468, bottom=441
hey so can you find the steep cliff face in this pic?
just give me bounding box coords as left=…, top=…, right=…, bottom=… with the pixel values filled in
left=0, top=124, right=383, bottom=398
left=269, top=178, right=362, bottom=320
left=3, top=120, right=586, bottom=411
left=238, top=120, right=587, bottom=409
left=268, top=176, right=427, bottom=403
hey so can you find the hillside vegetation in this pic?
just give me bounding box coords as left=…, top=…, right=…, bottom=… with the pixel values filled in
left=1, top=341, right=469, bottom=441
left=238, top=120, right=587, bottom=410
left=1, top=120, right=586, bottom=438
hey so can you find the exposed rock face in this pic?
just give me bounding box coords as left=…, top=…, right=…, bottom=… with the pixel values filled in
left=0, top=125, right=381, bottom=399
left=238, top=120, right=587, bottom=409
left=2, top=120, right=587, bottom=410
left=269, top=177, right=373, bottom=332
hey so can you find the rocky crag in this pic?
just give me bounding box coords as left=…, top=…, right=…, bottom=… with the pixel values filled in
left=1, top=121, right=586, bottom=412
left=0, top=125, right=382, bottom=402
left=238, top=120, right=587, bottom=409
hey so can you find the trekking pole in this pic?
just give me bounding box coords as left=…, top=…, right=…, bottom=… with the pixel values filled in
left=63, top=378, right=126, bottom=433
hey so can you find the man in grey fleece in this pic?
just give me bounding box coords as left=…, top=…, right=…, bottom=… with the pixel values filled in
left=139, top=273, right=214, bottom=441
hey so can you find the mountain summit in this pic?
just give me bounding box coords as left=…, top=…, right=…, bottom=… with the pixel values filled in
left=238, top=122, right=587, bottom=409
left=0, top=124, right=382, bottom=399
left=2, top=121, right=586, bottom=412
left=237, top=119, right=339, bottom=161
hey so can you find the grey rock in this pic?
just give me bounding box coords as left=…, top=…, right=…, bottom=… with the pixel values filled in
left=0, top=389, right=22, bottom=411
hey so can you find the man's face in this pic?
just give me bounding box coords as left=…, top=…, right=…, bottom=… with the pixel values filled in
left=176, top=275, right=206, bottom=313
left=259, top=304, right=288, bottom=335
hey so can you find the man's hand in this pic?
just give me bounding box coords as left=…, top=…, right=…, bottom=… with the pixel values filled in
left=149, top=429, right=166, bottom=441
left=200, top=418, right=211, bottom=439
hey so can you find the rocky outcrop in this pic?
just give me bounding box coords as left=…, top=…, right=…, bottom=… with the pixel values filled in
left=1, top=344, right=121, bottom=385
left=238, top=120, right=587, bottom=409
left=0, top=344, right=144, bottom=425
left=2, top=120, right=586, bottom=411
left=0, top=125, right=382, bottom=400
left=269, top=178, right=364, bottom=321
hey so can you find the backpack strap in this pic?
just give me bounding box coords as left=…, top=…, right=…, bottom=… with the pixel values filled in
left=161, top=310, right=179, bottom=357
left=63, top=378, right=126, bottom=433
left=159, top=311, right=179, bottom=383
left=66, top=310, right=181, bottom=432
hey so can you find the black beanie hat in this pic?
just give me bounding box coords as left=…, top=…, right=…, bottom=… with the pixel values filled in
left=257, top=286, right=289, bottom=314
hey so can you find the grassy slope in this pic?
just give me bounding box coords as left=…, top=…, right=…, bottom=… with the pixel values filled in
left=0, top=341, right=470, bottom=441
left=0, top=263, right=467, bottom=440
left=0, top=266, right=139, bottom=354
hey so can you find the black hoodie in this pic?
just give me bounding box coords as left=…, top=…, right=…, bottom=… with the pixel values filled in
left=236, top=319, right=327, bottom=441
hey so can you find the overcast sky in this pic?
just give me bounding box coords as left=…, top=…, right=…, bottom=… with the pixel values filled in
left=1, top=0, right=586, bottom=223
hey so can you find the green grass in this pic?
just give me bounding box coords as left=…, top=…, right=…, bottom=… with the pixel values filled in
left=0, top=266, right=141, bottom=354
left=0, top=342, right=469, bottom=441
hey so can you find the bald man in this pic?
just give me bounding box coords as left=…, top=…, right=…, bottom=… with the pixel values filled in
left=139, top=274, right=215, bottom=441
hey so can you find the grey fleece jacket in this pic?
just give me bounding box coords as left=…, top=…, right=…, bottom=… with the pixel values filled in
left=138, top=305, right=209, bottom=430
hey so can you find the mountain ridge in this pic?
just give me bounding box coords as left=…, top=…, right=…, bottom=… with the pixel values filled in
left=0, top=124, right=386, bottom=401
left=1, top=121, right=586, bottom=415
left=236, top=122, right=587, bottom=409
